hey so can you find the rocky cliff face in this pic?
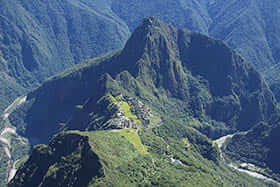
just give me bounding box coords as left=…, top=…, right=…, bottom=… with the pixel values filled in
left=8, top=122, right=267, bottom=186
left=7, top=18, right=277, bottom=187
left=1, top=0, right=280, bottom=115
left=11, top=17, right=277, bottom=143
left=9, top=132, right=103, bottom=187
left=112, top=0, right=280, bottom=71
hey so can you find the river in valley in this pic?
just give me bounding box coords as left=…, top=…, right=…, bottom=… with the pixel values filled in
left=215, top=134, right=280, bottom=186
left=0, top=96, right=27, bottom=182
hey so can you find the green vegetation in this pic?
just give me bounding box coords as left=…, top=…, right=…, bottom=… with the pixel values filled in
left=10, top=134, right=30, bottom=169
left=10, top=132, right=104, bottom=187
left=0, top=144, right=9, bottom=186
left=0, top=75, right=25, bottom=115
left=0, top=1, right=279, bottom=186
left=262, top=63, right=280, bottom=102
left=10, top=129, right=269, bottom=186
left=148, top=114, right=162, bottom=128
left=1, top=0, right=279, bottom=115
left=6, top=16, right=280, bottom=187
left=0, top=120, right=30, bottom=187
left=109, top=94, right=141, bottom=125
left=225, top=122, right=280, bottom=181
left=112, top=129, right=148, bottom=154
left=17, top=17, right=277, bottom=142
left=0, top=0, right=130, bottom=115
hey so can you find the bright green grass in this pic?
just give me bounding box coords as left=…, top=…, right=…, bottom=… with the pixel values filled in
left=108, top=94, right=141, bottom=125
left=69, top=130, right=267, bottom=187
left=112, top=129, right=148, bottom=154
left=119, top=101, right=141, bottom=125
left=108, top=94, right=117, bottom=103
left=149, top=114, right=161, bottom=127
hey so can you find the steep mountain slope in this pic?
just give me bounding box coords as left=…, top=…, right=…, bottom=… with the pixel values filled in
left=111, top=0, right=280, bottom=70
left=0, top=53, right=25, bottom=113
left=10, top=132, right=104, bottom=187
left=0, top=0, right=129, bottom=113
left=9, top=129, right=268, bottom=186
left=111, top=0, right=211, bottom=34
left=262, top=63, right=280, bottom=102
left=111, top=0, right=280, bottom=101
left=0, top=1, right=279, bottom=185
left=10, top=17, right=277, bottom=144
left=6, top=18, right=279, bottom=186
left=1, top=0, right=280, bottom=114
left=110, top=0, right=280, bottom=100
left=208, top=0, right=280, bottom=70
left=224, top=118, right=280, bottom=181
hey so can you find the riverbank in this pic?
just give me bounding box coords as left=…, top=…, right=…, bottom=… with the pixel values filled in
left=215, top=134, right=280, bottom=186
left=0, top=96, right=28, bottom=182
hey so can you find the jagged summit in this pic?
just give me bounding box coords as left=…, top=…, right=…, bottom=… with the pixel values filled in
left=8, top=17, right=279, bottom=187
left=10, top=18, right=277, bottom=144
left=120, top=16, right=179, bottom=70
left=140, top=16, right=163, bottom=28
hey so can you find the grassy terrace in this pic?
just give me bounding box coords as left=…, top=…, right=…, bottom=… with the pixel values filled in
left=119, top=101, right=141, bottom=125
left=74, top=130, right=148, bottom=179
left=65, top=129, right=267, bottom=186
left=108, top=94, right=141, bottom=125
left=112, top=129, right=148, bottom=154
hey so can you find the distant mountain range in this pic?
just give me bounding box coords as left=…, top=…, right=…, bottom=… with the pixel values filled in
left=1, top=0, right=280, bottom=186
left=1, top=0, right=280, bottom=114
left=0, top=0, right=130, bottom=113
left=8, top=17, right=278, bottom=186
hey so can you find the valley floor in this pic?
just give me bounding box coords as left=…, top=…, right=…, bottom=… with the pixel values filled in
left=0, top=96, right=29, bottom=183
left=215, top=135, right=280, bottom=186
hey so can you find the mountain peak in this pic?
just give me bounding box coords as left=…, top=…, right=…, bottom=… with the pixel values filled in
left=10, top=18, right=277, bottom=147
left=122, top=16, right=174, bottom=51
left=120, top=17, right=179, bottom=76
left=140, top=16, right=163, bottom=28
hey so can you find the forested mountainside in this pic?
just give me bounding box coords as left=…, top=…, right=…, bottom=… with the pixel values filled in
left=262, top=63, right=280, bottom=102
left=1, top=0, right=280, bottom=114
left=1, top=0, right=280, bottom=185
left=0, top=0, right=130, bottom=113
left=11, top=17, right=277, bottom=144
left=112, top=0, right=280, bottom=70
left=224, top=118, right=280, bottom=182
left=8, top=18, right=278, bottom=186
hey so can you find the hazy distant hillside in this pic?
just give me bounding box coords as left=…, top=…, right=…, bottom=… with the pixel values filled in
left=0, top=0, right=130, bottom=112
left=9, top=18, right=273, bottom=187
left=111, top=0, right=280, bottom=70
left=9, top=17, right=276, bottom=149
left=1, top=0, right=280, bottom=113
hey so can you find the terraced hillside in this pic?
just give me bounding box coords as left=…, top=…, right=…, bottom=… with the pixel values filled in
left=1, top=0, right=280, bottom=114
left=7, top=18, right=278, bottom=186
